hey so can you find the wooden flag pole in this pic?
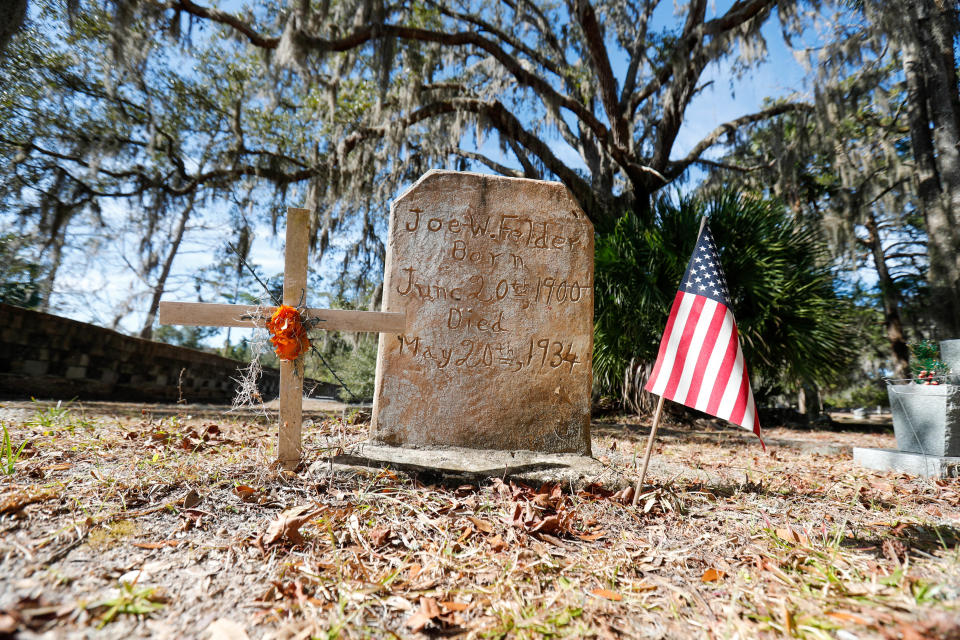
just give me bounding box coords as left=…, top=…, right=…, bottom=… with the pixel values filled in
left=632, top=394, right=666, bottom=506
left=632, top=215, right=708, bottom=507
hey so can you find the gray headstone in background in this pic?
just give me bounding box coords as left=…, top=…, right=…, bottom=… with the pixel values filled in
left=941, top=339, right=960, bottom=383
left=854, top=339, right=960, bottom=478
left=887, top=383, right=960, bottom=457
left=853, top=447, right=960, bottom=479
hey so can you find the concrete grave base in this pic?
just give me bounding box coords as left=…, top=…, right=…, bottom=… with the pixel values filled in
left=321, top=443, right=630, bottom=490
left=853, top=447, right=960, bottom=478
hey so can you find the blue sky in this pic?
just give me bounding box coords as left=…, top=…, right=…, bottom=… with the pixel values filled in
left=48, top=1, right=814, bottom=341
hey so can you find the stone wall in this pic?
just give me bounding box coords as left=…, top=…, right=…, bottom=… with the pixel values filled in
left=0, top=303, right=338, bottom=403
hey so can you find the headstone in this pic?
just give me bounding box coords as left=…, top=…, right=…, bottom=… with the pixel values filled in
left=853, top=448, right=960, bottom=479
left=370, top=170, right=594, bottom=455
left=941, top=339, right=960, bottom=383
left=887, top=383, right=960, bottom=457
left=856, top=338, right=960, bottom=478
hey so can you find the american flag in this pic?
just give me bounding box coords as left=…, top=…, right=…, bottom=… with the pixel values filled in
left=644, top=221, right=762, bottom=443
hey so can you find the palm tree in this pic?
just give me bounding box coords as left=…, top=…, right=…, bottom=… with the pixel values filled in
left=594, top=188, right=858, bottom=414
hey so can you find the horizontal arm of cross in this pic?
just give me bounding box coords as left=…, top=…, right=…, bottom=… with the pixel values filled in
left=158, top=301, right=406, bottom=333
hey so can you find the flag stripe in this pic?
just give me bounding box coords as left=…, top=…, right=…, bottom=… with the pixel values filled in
left=662, top=295, right=707, bottom=399
left=728, top=360, right=752, bottom=425
left=715, top=339, right=745, bottom=419
left=648, top=292, right=696, bottom=396
left=677, top=300, right=726, bottom=406
left=741, top=392, right=757, bottom=433
left=694, top=311, right=735, bottom=412
left=646, top=290, right=686, bottom=389
left=705, top=324, right=740, bottom=416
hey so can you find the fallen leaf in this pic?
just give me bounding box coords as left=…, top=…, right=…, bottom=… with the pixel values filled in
left=131, top=540, right=181, bottom=550
left=613, top=486, right=634, bottom=505
left=575, top=531, right=606, bottom=541
left=234, top=485, right=258, bottom=502
left=0, top=611, right=18, bottom=634
left=406, top=610, right=431, bottom=633
left=183, top=489, right=201, bottom=509
left=591, top=588, right=623, bottom=601
left=369, top=527, right=391, bottom=547
left=441, top=601, right=470, bottom=612
left=488, top=535, right=508, bottom=551
left=0, top=490, right=55, bottom=516
left=776, top=527, right=810, bottom=546
left=531, top=514, right=562, bottom=534
left=263, top=506, right=323, bottom=546
left=701, top=568, right=726, bottom=582
left=826, top=610, right=871, bottom=625
left=206, top=618, right=250, bottom=640
left=406, top=596, right=442, bottom=632
left=536, top=532, right=571, bottom=549
left=467, top=516, right=494, bottom=533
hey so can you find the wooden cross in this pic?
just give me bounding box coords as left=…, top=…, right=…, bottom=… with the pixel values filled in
left=158, top=207, right=405, bottom=469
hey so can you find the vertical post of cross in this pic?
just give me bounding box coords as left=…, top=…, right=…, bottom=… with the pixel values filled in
left=278, top=207, right=310, bottom=469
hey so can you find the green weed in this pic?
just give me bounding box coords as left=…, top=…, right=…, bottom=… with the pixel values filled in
left=2, top=421, right=28, bottom=474
left=92, top=582, right=166, bottom=628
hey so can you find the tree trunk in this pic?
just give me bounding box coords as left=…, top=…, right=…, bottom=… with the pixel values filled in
left=0, top=0, right=27, bottom=56
left=798, top=383, right=822, bottom=422
left=139, top=199, right=194, bottom=339
left=39, top=233, right=65, bottom=313
left=863, top=212, right=911, bottom=379
left=920, top=0, right=960, bottom=336
left=900, top=6, right=960, bottom=337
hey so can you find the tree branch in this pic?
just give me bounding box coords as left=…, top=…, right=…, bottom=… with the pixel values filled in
left=167, top=0, right=280, bottom=49
left=667, top=102, right=815, bottom=178
left=432, top=3, right=564, bottom=78
left=626, top=0, right=776, bottom=118
left=167, top=0, right=623, bottom=176
left=453, top=150, right=523, bottom=178
left=507, top=138, right=542, bottom=179
left=572, top=0, right=628, bottom=148
left=690, top=157, right=775, bottom=173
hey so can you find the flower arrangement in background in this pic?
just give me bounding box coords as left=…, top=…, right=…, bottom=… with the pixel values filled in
left=910, top=340, right=949, bottom=385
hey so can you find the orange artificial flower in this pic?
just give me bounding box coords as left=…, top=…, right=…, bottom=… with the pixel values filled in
left=266, top=305, right=310, bottom=361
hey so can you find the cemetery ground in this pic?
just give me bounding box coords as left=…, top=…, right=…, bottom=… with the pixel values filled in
left=1, top=401, right=959, bottom=640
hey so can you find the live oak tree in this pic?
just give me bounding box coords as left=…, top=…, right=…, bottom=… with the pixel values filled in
left=1, top=2, right=328, bottom=327
left=711, top=83, right=926, bottom=381
left=708, top=0, right=960, bottom=377
left=717, top=0, right=960, bottom=344
left=889, top=0, right=960, bottom=339
left=139, top=0, right=818, bottom=230
left=4, top=0, right=824, bottom=331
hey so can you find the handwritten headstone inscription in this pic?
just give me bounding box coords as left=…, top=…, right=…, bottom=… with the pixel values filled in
left=371, top=171, right=594, bottom=455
